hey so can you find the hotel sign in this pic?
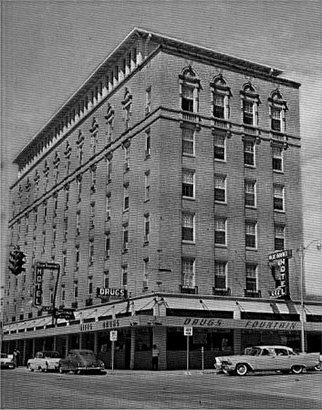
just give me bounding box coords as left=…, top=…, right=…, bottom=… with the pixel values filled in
left=268, top=250, right=292, bottom=299
left=34, top=266, right=43, bottom=306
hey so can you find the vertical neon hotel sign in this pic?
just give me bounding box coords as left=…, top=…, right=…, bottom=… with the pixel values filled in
left=268, top=250, right=292, bottom=299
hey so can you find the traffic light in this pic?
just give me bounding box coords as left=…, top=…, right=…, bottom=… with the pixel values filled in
left=8, top=248, right=26, bottom=275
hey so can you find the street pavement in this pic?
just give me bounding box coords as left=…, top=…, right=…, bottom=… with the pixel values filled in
left=1, top=367, right=321, bottom=409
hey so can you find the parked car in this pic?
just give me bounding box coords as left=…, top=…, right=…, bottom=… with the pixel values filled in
left=0, top=353, right=15, bottom=369
left=215, top=345, right=321, bottom=376
left=58, top=349, right=105, bottom=374
left=27, top=351, right=62, bottom=372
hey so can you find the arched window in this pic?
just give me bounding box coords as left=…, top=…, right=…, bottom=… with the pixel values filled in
left=268, top=89, right=288, bottom=132
left=179, top=66, right=200, bottom=113
left=211, top=74, right=231, bottom=120
left=240, top=82, right=260, bottom=126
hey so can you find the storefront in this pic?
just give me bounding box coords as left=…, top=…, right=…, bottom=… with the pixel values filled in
left=2, top=294, right=321, bottom=369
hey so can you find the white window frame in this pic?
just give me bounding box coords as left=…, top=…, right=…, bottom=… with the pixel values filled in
left=245, top=263, right=258, bottom=292
left=182, top=169, right=195, bottom=199
left=215, top=217, right=227, bottom=246
left=245, top=221, right=257, bottom=249
left=144, top=214, right=150, bottom=243
left=182, top=212, right=195, bottom=243
left=245, top=180, right=256, bottom=208
left=181, top=258, right=195, bottom=288
left=272, top=145, right=284, bottom=172
left=214, top=261, right=227, bottom=290
left=214, top=174, right=226, bottom=203
left=273, top=184, right=285, bottom=212
left=214, top=134, right=226, bottom=161
left=244, top=140, right=256, bottom=167
left=182, top=128, right=195, bottom=157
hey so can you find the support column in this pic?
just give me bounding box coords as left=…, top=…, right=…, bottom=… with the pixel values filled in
left=93, top=332, right=98, bottom=355
left=22, top=339, right=27, bottom=367
left=65, top=335, right=69, bottom=357
left=130, top=327, right=136, bottom=370
left=32, top=339, right=35, bottom=358
left=152, top=326, right=167, bottom=370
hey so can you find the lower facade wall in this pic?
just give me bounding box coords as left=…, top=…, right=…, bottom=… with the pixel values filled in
left=2, top=328, right=320, bottom=369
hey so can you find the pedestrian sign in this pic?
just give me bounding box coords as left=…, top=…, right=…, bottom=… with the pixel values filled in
left=184, top=326, right=193, bottom=336
left=110, top=330, right=118, bottom=341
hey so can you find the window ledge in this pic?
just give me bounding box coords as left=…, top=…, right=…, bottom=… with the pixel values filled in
left=245, top=247, right=258, bottom=251
left=244, top=164, right=256, bottom=169
left=214, top=158, right=227, bottom=163
left=274, top=209, right=285, bottom=214
left=182, top=240, right=195, bottom=245
left=182, top=196, right=195, bottom=201
left=214, top=200, right=227, bottom=205
left=245, top=205, right=257, bottom=210
left=273, top=170, right=284, bottom=174
left=214, top=244, right=227, bottom=248
left=182, top=153, right=196, bottom=158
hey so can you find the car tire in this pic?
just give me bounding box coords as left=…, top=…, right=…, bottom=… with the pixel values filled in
left=42, top=364, right=48, bottom=372
left=27, top=364, right=33, bottom=372
left=314, top=363, right=321, bottom=371
left=236, top=363, right=248, bottom=376
left=291, top=365, right=303, bottom=374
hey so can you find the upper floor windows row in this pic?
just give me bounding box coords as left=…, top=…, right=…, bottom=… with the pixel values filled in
left=179, top=68, right=288, bottom=131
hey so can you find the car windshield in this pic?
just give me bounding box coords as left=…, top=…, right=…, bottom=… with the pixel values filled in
left=79, top=352, right=95, bottom=359
left=44, top=351, right=60, bottom=358
left=243, top=347, right=261, bottom=356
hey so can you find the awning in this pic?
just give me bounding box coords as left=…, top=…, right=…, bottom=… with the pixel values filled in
left=305, top=305, right=322, bottom=316
left=236, top=300, right=300, bottom=315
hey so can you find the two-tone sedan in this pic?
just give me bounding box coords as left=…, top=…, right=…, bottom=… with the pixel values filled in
left=215, top=345, right=321, bottom=376
left=27, top=351, right=62, bottom=372
left=58, top=349, right=105, bottom=374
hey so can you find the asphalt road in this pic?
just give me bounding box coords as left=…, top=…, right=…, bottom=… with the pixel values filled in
left=1, top=367, right=321, bottom=409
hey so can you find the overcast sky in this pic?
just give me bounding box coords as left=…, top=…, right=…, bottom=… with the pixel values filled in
left=1, top=0, right=321, bottom=295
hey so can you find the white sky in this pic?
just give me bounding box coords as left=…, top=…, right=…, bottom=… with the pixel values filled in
left=1, top=0, right=321, bottom=296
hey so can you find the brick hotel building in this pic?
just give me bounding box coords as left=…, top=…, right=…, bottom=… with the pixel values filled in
left=2, top=28, right=321, bottom=369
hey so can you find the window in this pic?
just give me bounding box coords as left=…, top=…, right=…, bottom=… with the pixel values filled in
left=104, top=271, right=109, bottom=288
left=182, top=258, right=195, bottom=288
left=246, top=264, right=258, bottom=292
left=145, top=171, right=150, bottom=201
left=269, top=90, right=287, bottom=132
left=215, top=261, right=227, bottom=290
left=211, top=75, right=231, bottom=120
left=215, top=218, right=226, bottom=245
left=182, top=212, right=194, bottom=242
left=245, top=180, right=256, bottom=207
left=145, top=86, right=151, bottom=115
left=241, top=83, right=260, bottom=127
left=76, top=130, right=84, bottom=165
left=144, top=214, right=150, bottom=243
left=143, top=258, right=149, bottom=289
left=122, top=265, right=128, bottom=288
left=88, top=278, right=93, bottom=296
left=76, top=212, right=81, bottom=236
left=124, top=145, right=130, bottom=171
left=182, top=128, right=194, bottom=156
left=245, top=222, right=257, bottom=248
left=105, top=104, right=114, bottom=143
left=179, top=67, right=200, bottom=113
left=90, top=166, right=97, bottom=193
left=244, top=140, right=255, bottom=166
left=90, top=202, right=95, bottom=229
left=89, top=241, right=94, bottom=265
left=214, top=134, right=226, bottom=161
left=90, top=117, right=98, bottom=155
left=106, top=155, right=112, bottom=183
left=272, top=145, right=283, bottom=172
left=122, top=88, right=132, bottom=130
left=75, top=246, right=80, bottom=270
left=274, top=225, right=285, bottom=250
left=243, top=101, right=254, bottom=125
left=182, top=170, right=195, bottom=198
left=123, top=185, right=129, bottom=211
left=123, top=224, right=129, bottom=251
left=145, top=129, right=151, bottom=157
left=105, top=232, right=110, bottom=258
left=74, top=282, right=78, bottom=299
left=273, top=185, right=285, bottom=211
left=62, top=252, right=67, bottom=275
left=76, top=177, right=82, bottom=202
left=105, top=194, right=111, bottom=220
left=181, top=84, right=194, bottom=112
left=214, top=94, right=225, bottom=118
left=214, top=174, right=226, bottom=202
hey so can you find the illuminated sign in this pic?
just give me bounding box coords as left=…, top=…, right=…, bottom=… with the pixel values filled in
left=268, top=250, right=292, bottom=299
left=34, top=266, right=43, bottom=306
left=96, top=287, right=127, bottom=299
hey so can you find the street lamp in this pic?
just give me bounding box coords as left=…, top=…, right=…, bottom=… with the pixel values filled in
left=298, top=239, right=321, bottom=353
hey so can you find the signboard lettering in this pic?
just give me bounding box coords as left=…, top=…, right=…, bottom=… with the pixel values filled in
left=269, top=249, right=292, bottom=299
left=34, top=267, right=43, bottom=306
left=96, top=287, right=127, bottom=299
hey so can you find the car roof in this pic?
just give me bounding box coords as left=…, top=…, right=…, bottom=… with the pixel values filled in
left=69, top=349, right=94, bottom=354
left=253, top=345, right=293, bottom=350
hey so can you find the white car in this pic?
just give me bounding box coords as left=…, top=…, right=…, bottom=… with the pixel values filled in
left=27, top=351, right=62, bottom=372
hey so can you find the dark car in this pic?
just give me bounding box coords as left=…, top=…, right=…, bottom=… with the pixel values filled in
left=58, top=349, right=105, bottom=374
left=0, top=353, right=15, bottom=369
